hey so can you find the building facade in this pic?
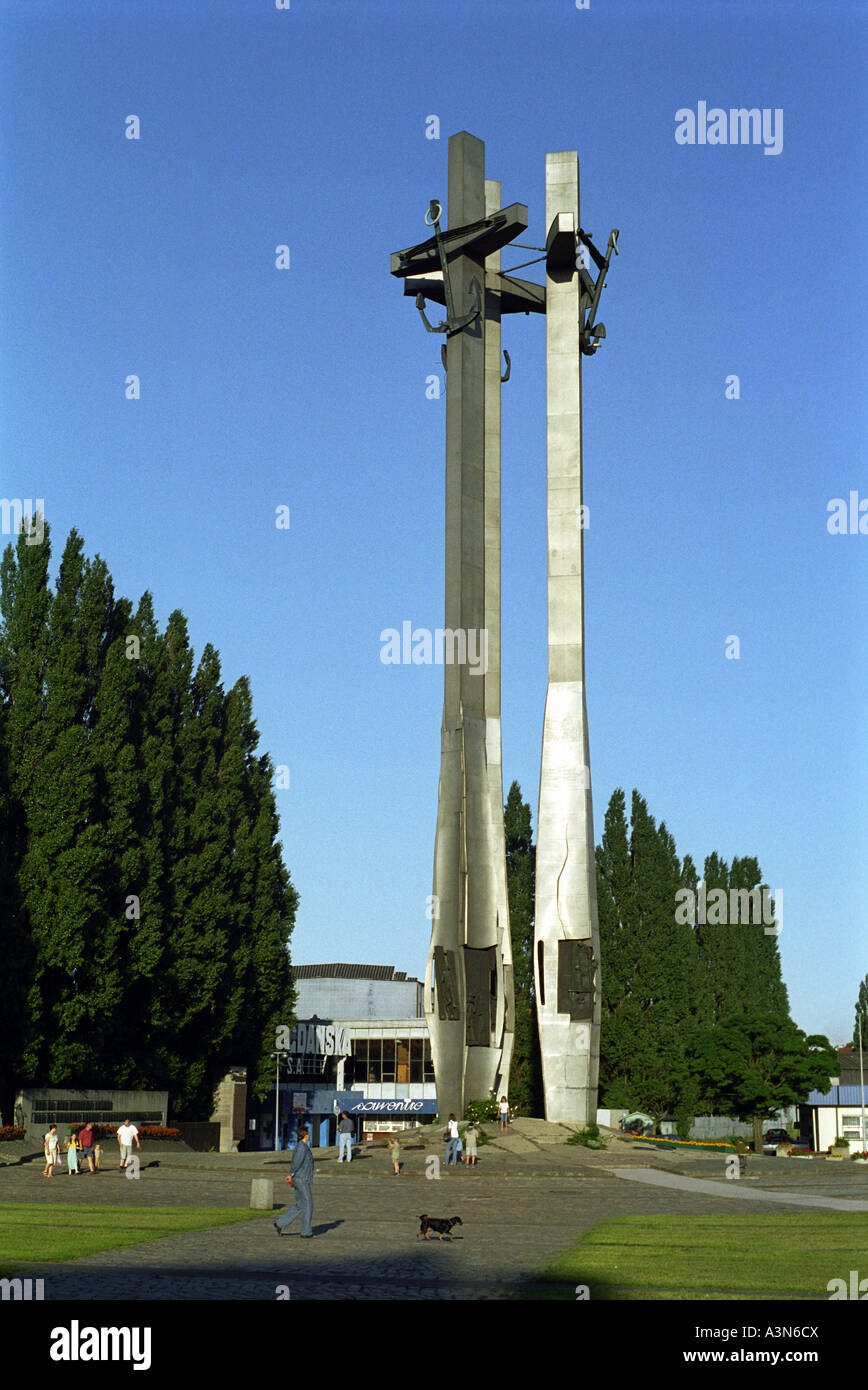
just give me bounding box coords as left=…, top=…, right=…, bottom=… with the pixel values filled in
left=248, top=965, right=438, bottom=1150
left=801, top=1048, right=868, bottom=1152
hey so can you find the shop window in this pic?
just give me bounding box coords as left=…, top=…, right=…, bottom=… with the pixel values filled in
left=351, top=1038, right=368, bottom=1083
left=368, top=1038, right=382, bottom=1083
left=397, top=1038, right=410, bottom=1083
left=382, top=1038, right=396, bottom=1083
left=410, top=1037, right=424, bottom=1084
left=423, top=1038, right=435, bottom=1082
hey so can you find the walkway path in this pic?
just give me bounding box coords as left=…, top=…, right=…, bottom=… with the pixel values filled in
left=3, top=1126, right=865, bottom=1299
left=609, top=1167, right=868, bottom=1212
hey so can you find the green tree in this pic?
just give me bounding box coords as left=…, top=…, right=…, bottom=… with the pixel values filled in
left=596, top=789, right=701, bottom=1127
left=691, top=853, right=790, bottom=1025
left=622, top=794, right=699, bottom=1128
left=0, top=524, right=298, bottom=1120
left=853, top=974, right=868, bottom=1051
left=0, top=516, right=52, bottom=1100
left=595, top=788, right=636, bottom=1109
left=212, top=673, right=297, bottom=1104
left=15, top=531, right=114, bottom=1084
left=688, top=1012, right=837, bottom=1151
left=504, top=781, right=542, bottom=1115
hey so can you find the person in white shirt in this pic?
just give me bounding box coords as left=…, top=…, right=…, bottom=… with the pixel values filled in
left=498, top=1096, right=510, bottom=1130
left=42, top=1125, right=59, bottom=1178
left=116, top=1120, right=141, bottom=1169
left=445, top=1114, right=460, bottom=1165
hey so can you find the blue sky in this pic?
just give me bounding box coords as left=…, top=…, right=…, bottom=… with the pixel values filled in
left=1, top=0, right=865, bottom=1045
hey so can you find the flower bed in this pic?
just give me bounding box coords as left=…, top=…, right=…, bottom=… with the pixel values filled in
left=54, top=1124, right=183, bottom=1142
left=0, top=1125, right=26, bottom=1141
left=628, top=1134, right=736, bottom=1153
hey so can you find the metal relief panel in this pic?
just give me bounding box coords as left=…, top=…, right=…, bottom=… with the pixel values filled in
left=502, top=963, right=515, bottom=1033
left=557, top=939, right=595, bottom=1021
left=464, top=945, right=496, bottom=1045
left=433, top=946, right=460, bottom=1021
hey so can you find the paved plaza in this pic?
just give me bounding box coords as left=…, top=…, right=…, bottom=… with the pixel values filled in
left=2, top=1126, right=866, bottom=1300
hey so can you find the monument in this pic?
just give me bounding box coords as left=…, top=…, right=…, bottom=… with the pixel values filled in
left=391, top=133, right=617, bottom=1124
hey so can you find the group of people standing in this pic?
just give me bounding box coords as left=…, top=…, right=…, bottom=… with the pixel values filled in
left=272, top=1099, right=514, bottom=1237
left=41, top=1120, right=141, bottom=1177
left=444, top=1095, right=510, bottom=1166
left=443, top=1115, right=486, bottom=1165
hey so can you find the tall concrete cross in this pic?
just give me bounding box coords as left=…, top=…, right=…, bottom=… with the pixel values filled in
left=391, top=135, right=617, bottom=1125
left=535, top=153, right=601, bottom=1124
left=391, top=132, right=542, bottom=1118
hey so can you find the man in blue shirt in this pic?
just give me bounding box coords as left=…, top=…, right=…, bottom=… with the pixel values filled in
left=274, top=1127, right=315, bottom=1238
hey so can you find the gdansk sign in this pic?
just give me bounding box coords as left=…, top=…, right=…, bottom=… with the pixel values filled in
left=275, top=1021, right=350, bottom=1057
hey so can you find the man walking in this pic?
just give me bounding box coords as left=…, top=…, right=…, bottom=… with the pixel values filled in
left=337, top=1111, right=354, bottom=1163
left=116, top=1119, right=141, bottom=1170
left=274, top=1127, right=315, bottom=1238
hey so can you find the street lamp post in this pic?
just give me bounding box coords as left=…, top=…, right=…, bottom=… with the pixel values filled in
left=829, top=1074, right=841, bottom=1150
left=859, top=1015, right=867, bottom=1148
left=271, top=1050, right=284, bottom=1153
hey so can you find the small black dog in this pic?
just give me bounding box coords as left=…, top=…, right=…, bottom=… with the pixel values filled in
left=417, top=1214, right=463, bottom=1242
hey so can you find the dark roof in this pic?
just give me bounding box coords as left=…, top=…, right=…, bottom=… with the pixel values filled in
left=837, top=1048, right=867, bottom=1083
left=292, top=964, right=418, bottom=983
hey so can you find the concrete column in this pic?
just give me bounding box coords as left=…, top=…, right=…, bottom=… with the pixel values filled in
left=426, top=132, right=487, bottom=1122
left=478, top=176, right=514, bottom=1102
left=534, top=151, right=601, bottom=1125
left=425, top=134, right=512, bottom=1118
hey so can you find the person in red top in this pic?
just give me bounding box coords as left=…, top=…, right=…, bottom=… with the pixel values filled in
left=78, top=1122, right=95, bottom=1174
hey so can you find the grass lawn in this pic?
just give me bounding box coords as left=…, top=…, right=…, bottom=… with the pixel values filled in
left=0, top=1204, right=264, bottom=1274
left=535, top=1213, right=868, bottom=1300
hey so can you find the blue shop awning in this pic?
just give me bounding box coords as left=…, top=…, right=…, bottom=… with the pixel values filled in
left=293, top=1090, right=438, bottom=1116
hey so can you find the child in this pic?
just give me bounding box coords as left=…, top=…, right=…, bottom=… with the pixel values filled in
left=387, top=1134, right=401, bottom=1174
left=93, top=1141, right=103, bottom=1171
left=464, top=1121, right=479, bottom=1166
left=66, top=1130, right=79, bottom=1175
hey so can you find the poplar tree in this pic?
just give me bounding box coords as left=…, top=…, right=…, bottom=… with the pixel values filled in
left=218, top=675, right=297, bottom=1103
left=0, top=517, right=52, bottom=1092
left=504, top=781, right=542, bottom=1115
left=853, top=974, right=868, bottom=1050
left=595, top=788, right=636, bottom=1107
left=14, top=531, right=112, bottom=1084
left=622, top=793, right=698, bottom=1127
left=0, top=524, right=298, bottom=1120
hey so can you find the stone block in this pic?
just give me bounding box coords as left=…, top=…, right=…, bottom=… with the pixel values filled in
left=249, top=1178, right=274, bottom=1210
